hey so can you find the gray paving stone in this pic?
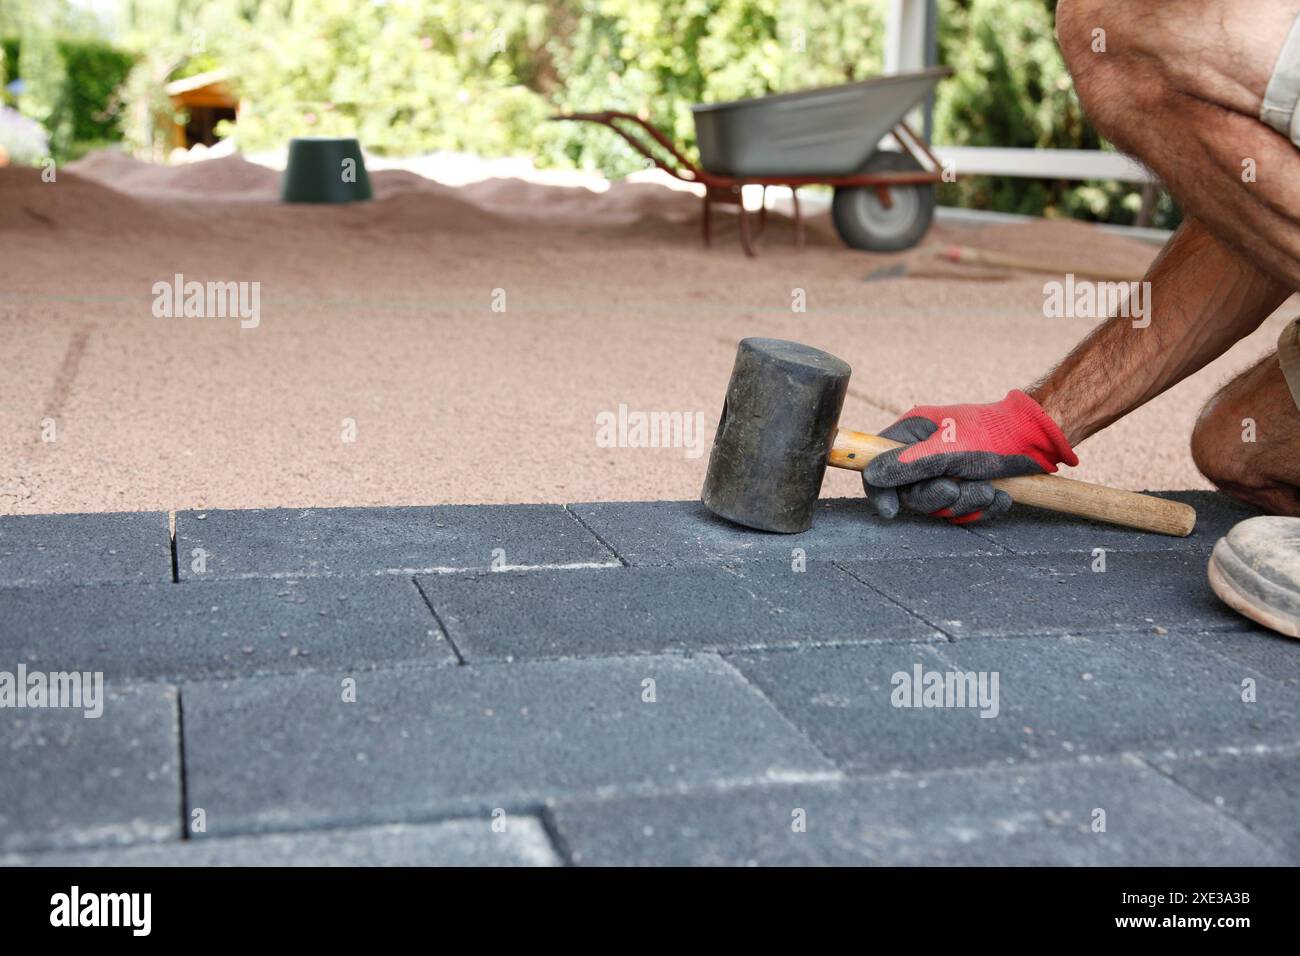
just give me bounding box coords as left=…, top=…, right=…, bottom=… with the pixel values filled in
left=175, top=504, right=616, bottom=580
left=726, top=636, right=1300, bottom=773
left=0, top=576, right=451, bottom=682
left=1187, top=629, right=1300, bottom=689
left=567, top=497, right=1003, bottom=567
left=2, top=817, right=562, bottom=866
left=842, top=550, right=1242, bottom=638
left=1146, top=748, right=1300, bottom=863
left=416, top=562, right=940, bottom=662
left=0, top=511, right=170, bottom=587
left=965, top=491, right=1260, bottom=555
left=547, top=758, right=1282, bottom=865
left=0, top=683, right=180, bottom=853
left=181, top=654, right=835, bottom=837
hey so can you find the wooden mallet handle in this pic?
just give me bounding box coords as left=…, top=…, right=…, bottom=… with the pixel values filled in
left=829, top=429, right=1196, bottom=537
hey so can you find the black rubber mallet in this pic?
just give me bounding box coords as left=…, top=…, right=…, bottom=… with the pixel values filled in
left=701, top=337, right=1197, bottom=536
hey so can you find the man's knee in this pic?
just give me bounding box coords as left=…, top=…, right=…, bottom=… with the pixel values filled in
left=1191, top=391, right=1254, bottom=491
left=1191, top=355, right=1300, bottom=512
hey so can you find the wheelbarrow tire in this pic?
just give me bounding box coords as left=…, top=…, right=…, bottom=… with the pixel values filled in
left=831, top=151, right=936, bottom=252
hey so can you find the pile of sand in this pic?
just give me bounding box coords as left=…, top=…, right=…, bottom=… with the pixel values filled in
left=68, top=151, right=281, bottom=201
left=458, top=176, right=702, bottom=226
left=60, top=151, right=721, bottom=235
left=0, top=165, right=182, bottom=236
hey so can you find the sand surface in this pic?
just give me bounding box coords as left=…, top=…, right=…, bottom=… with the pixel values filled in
left=0, top=152, right=1291, bottom=515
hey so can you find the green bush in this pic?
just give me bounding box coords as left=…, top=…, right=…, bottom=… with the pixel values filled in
left=1, top=36, right=135, bottom=160
left=213, top=0, right=886, bottom=171
left=58, top=40, right=136, bottom=144
left=934, top=0, right=1170, bottom=226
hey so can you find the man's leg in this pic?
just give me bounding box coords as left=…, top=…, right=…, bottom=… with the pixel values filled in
left=1057, top=0, right=1300, bottom=287
left=1192, top=340, right=1300, bottom=513
left=1197, top=348, right=1300, bottom=637
left=1055, top=0, right=1300, bottom=513
left=1054, top=0, right=1300, bottom=638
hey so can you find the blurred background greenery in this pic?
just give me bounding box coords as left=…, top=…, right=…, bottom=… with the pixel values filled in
left=0, top=0, right=1174, bottom=227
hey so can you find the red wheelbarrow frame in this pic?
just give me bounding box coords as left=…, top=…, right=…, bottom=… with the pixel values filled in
left=551, top=111, right=948, bottom=257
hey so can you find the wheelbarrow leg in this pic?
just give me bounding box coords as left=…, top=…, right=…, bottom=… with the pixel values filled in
left=738, top=202, right=757, bottom=258
left=792, top=187, right=804, bottom=250
left=701, top=194, right=712, bottom=247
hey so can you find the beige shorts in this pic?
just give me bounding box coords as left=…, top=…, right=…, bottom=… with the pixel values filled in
left=1258, top=29, right=1300, bottom=405
left=1262, top=14, right=1300, bottom=144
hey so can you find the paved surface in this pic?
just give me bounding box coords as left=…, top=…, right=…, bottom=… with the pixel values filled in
left=1, top=492, right=1297, bottom=866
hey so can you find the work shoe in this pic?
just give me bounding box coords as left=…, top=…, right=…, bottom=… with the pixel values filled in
left=1208, top=516, right=1300, bottom=638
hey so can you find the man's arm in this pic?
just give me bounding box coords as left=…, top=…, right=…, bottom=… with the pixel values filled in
left=1028, top=217, right=1291, bottom=446
left=863, top=218, right=1292, bottom=523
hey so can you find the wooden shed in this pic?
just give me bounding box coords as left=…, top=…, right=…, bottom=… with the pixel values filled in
left=165, top=69, right=238, bottom=150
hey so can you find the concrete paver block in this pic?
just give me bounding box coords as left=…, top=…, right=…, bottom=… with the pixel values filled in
left=175, top=504, right=616, bottom=580
left=0, top=512, right=170, bottom=587
left=416, top=562, right=939, bottom=662
left=0, top=576, right=452, bottom=681
left=0, top=683, right=180, bottom=853
left=2, top=817, right=562, bottom=866
left=567, top=498, right=1003, bottom=566
left=548, top=758, right=1282, bottom=865
left=726, top=636, right=1299, bottom=773
left=181, top=654, right=835, bottom=836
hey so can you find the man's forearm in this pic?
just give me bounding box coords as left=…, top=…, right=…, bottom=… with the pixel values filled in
left=1026, top=218, right=1291, bottom=447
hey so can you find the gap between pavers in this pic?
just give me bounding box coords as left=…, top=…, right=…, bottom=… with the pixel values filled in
left=1140, top=745, right=1300, bottom=864
left=543, top=754, right=1286, bottom=866
left=1183, top=629, right=1300, bottom=690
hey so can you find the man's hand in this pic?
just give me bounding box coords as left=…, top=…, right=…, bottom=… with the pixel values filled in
left=863, top=390, right=1078, bottom=524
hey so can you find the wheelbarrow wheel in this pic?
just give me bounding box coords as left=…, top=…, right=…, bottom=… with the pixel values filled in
left=831, top=151, right=936, bottom=252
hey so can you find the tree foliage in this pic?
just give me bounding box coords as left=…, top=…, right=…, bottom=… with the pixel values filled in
left=935, top=0, right=1154, bottom=224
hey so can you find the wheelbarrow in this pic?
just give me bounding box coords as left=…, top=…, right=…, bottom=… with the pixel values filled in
left=552, top=67, right=951, bottom=257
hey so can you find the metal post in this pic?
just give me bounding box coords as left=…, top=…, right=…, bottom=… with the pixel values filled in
left=923, top=0, right=938, bottom=142
left=885, top=0, right=931, bottom=135
left=884, top=0, right=927, bottom=74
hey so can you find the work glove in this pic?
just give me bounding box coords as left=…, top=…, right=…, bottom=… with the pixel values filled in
left=863, top=389, right=1078, bottom=524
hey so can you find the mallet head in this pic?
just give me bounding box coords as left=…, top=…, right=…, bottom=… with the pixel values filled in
left=701, top=338, right=852, bottom=533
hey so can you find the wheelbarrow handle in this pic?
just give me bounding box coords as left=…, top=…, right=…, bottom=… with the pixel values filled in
left=549, top=111, right=707, bottom=184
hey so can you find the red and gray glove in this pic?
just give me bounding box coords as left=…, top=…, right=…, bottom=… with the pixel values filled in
left=863, top=390, right=1078, bottom=524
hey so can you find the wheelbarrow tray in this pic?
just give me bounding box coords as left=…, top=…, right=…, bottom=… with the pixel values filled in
left=691, top=67, right=949, bottom=178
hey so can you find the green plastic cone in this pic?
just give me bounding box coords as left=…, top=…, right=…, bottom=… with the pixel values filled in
left=280, top=137, right=373, bottom=203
